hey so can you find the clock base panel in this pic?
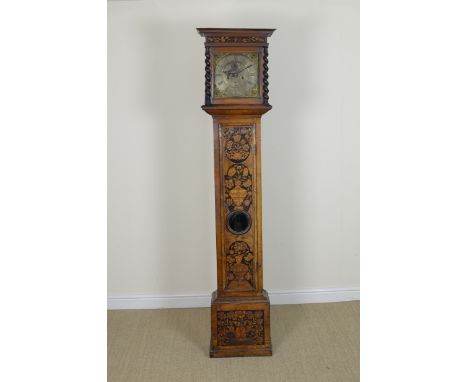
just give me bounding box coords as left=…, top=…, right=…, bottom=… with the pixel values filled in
left=209, top=290, right=272, bottom=358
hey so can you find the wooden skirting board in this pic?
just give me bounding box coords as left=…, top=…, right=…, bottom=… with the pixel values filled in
left=108, top=288, right=360, bottom=310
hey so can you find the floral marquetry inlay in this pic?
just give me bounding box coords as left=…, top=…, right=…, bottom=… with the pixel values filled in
left=224, top=164, right=252, bottom=212
left=223, top=126, right=252, bottom=163
left=225, top=241, right=255, bottom=290
left=217, top=310, right=265, bottom=346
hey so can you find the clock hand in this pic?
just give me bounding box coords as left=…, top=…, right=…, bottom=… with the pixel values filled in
left=235, top=64, right=253, bottom=74
left=223, top=64, right=253, bottom=79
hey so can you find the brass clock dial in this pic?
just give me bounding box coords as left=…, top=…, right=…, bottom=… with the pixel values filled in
left=214, top=53, right=259, bottom=98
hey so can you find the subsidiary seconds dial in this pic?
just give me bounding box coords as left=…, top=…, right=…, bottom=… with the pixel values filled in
left=214, top=53, right=259, bottom=98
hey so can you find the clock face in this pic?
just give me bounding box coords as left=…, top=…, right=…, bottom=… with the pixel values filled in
left=214, top=53, right=259, bottom=98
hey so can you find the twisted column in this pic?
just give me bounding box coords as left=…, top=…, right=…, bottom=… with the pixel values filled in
left=205, top=47, right=211, bottom=105
left=263, top=47, right=269, bottom=105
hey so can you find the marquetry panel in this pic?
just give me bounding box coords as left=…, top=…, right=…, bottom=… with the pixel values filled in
left=217, top=310, right=265, bottom=346
left=219, top=123, right=257, bottom=292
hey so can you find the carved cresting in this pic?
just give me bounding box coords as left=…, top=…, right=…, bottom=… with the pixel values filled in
left=207, top=36, right=266, bottom=43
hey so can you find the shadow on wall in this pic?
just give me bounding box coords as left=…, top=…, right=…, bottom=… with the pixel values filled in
left=137, top=19, right=216, bottom=292
left=108, top=6, right=332, bottom=293
left=137, top=16, right=318, bottom=292
left=133, top=14, right=318, bottom=352
left=259, top=19, right=321, bottom=291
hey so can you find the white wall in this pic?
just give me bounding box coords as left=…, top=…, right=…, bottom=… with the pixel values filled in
left=108, top=0, right=359, bottom=307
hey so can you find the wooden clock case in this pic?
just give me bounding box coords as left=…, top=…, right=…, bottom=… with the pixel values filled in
left=197, top=28, right=275, bottom=358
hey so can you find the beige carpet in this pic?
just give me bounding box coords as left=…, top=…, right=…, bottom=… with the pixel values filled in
left=108, top=301, right=359, bottom=382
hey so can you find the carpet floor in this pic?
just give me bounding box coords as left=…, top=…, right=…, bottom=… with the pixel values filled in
left=108, top=301, right=359, bottom=382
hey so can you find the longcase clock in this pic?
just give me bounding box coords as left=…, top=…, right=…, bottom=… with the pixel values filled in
left=197, top=28, right=275, bottom=358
